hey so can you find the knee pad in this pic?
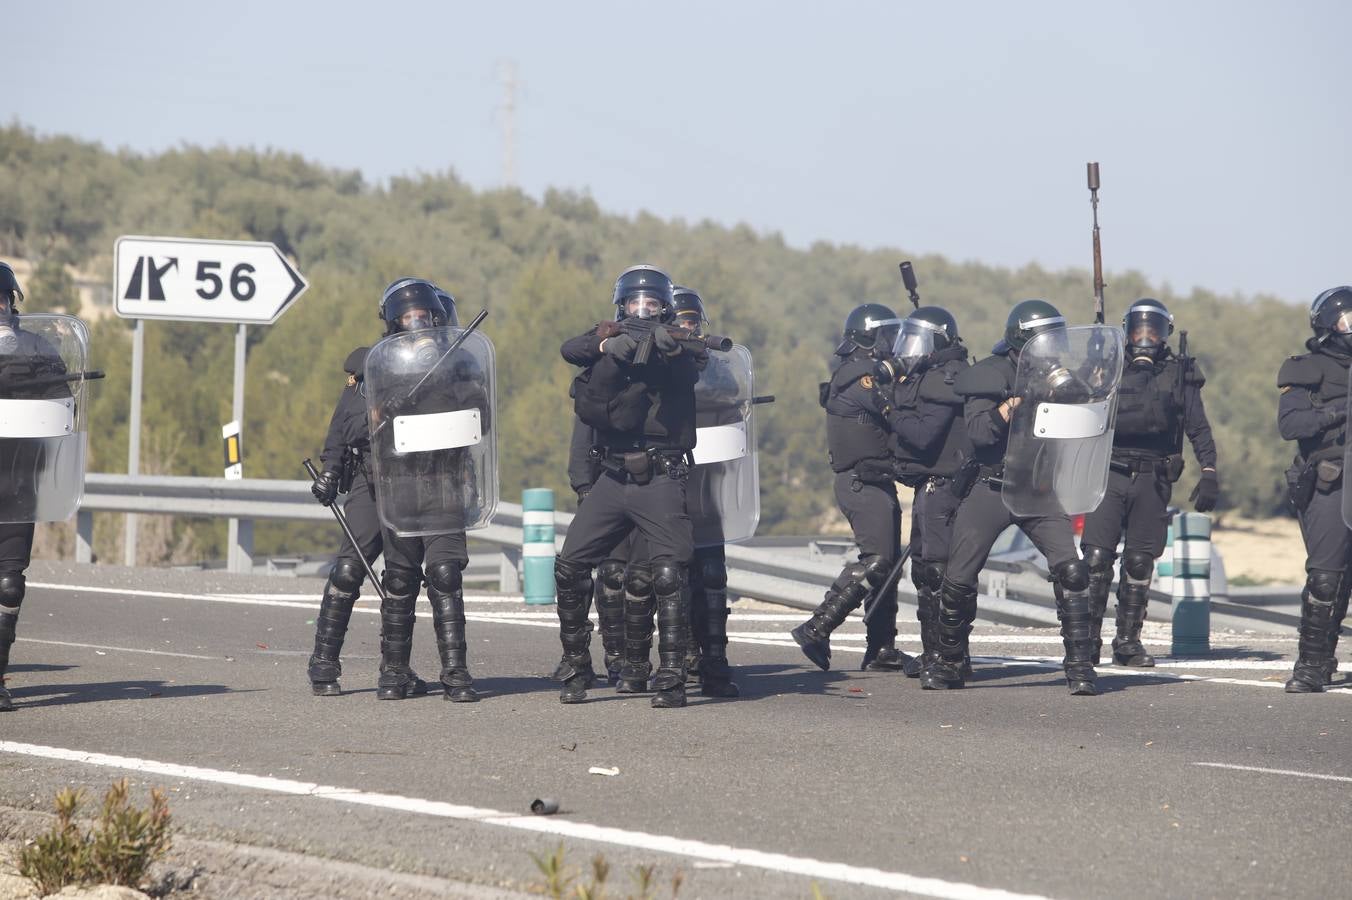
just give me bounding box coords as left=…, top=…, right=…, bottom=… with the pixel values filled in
left=1307, top=569, right=1343, bottom=604
left=1081, top=544, right=1117, bottom=574
left=426, top=561, right=462, bottom=594
left=382, top=566, right=421, bottom=599
left=652, top=561, right=683, bottom=598
left=597, top=560, right=626, bottom=591
left=624, top=562, right=653, bottom=596
left=0, top=573, right=25, bottom=614
left=831, top=562, right=869, bottom=593
left=329, top=559, right=365, bottom=594
left=862, top=555, right=894, bottom=590
left=699, top=556, right=727, bottom=591
left=920, top=561, right=946, bottom=593
left=1053, top=559, right=1090, bottom=593
left=554, top=557, right=592, bottom=591
left=1120, top=550, right=1155, bottom=584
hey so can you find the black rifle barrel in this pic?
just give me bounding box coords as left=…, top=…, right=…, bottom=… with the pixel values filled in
left=302, top=457, right=387, bottom=603
left=898, top=261, right=921, bottom=309
left=1087, top=161, right=1105, bottom=325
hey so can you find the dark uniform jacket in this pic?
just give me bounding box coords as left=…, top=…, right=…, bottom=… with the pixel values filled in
left=1113, top=350, right=1216, bottom=469
left=1277, top=339, right=1351, bottom=466
left=319, top=347, right=371, bottom=477
left=885, top=345, right=971, bottom=483
left=562, top=325, right=708, bottom=454
left=952, top=348, right=1019, bottom=470
left=820, top=347, right=893, bottom=479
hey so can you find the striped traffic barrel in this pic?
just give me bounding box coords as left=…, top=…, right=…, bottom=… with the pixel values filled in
left=1169, top=511, right=1211, bottom=656
left=521, top=488, right=556, bottom=606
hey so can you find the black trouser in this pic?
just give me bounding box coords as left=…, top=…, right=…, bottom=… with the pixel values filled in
left=689, top=544, right=733, bottom=679
left=908, top=479, right=959, bottom=662
left=947, top=480, right=1079, bottom=587
left=0, top=523, right=35, bottom=695
left=1288, top=478, right=1352, bottom=688
left=377, top=527, right=470, bottom=690
left=1081, top=466, right=1173, bottom=559
left=555, top=466, right=692, bottom=689
left=834, top=472, right=901, bottom=648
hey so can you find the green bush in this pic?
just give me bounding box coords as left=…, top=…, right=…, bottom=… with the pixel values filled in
left=17, top=779, right=172, bottom=894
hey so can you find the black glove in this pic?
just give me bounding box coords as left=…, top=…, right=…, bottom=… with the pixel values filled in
left=1189, top=469, right=1219, bottom=513
left=651, top=324, right=677, bottom=354
left=311, top=469, right=340, bottom=506
left=602, top=332, right=638, bottom=361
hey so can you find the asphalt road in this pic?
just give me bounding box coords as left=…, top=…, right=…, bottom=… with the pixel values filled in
left=1, top=561, right=1349, bottom=899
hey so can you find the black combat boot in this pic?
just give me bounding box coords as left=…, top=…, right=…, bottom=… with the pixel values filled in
left=791, top=560, right=877, bottom=671
left=697, top=562, right=739, bottom=698
left=1083, top=545, right=1116, bottom=666
left=1111, top=551, right=1155, bottom=667
left=554, top=558, right=597, bottom=703
left=307, top=560, right=362, bottom=696
left=921, top=578, right=976, bottom=690
left=909, top=571, right=939, bottom=678
left=1054, top=561, right=1098, bottom=696
left=0, top=611, right=16, bottom=712
left=1287, top=571, right=1339, bottom=693
left=428, top=562, right=478, bottom=703
left=1325, top=576, right=1350, bottom=685
left=617, top=562, right=655, bottom=694
left=594, top=560, right=627, bottom=685
left=650, top=562, right=689, bottom=709
left=685, top=564, right=705, bottom=686
left=376, top=567, right=429, bottom=700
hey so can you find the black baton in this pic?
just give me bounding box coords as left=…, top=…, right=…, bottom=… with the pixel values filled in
left=303, top=457, right=387, bottom=603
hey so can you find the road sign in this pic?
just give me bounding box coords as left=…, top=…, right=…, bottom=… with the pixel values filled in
left=114, top=235, right=308, bottom=324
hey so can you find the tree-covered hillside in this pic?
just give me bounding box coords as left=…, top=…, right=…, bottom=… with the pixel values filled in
left=0, top=125, right=1308, bottom=563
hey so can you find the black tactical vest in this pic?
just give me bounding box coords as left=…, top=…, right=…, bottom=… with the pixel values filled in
left=1284, top=348, right=1350, bottom=462
left=892, top=354, right=971, bottom=479
left=821, top=352, right=890, bottom=475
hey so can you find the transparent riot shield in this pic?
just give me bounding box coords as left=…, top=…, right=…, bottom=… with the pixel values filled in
left=688, top=344, right=760, bottom=547
left=1344, top=364, right=1352, bottom=527
left=1001, top=324, right=1124, bottom=518
left=0, top=314, right=91, bottom=523
left=364, top=326, right=498, bottom=536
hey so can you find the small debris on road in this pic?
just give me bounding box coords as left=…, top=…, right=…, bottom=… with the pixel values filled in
left=588, top=766, right=620, bottom=777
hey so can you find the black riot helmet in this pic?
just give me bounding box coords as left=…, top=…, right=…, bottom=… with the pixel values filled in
left=432, top=286, right=461, bottom=327
left=0, top=262, right=23, bottom=312
left=1123, top=298, right=1174, bottom=362
left=840, top=302, right=903, bottom=356
left=1004, top=299, right=1066, bottom=352
left=671, top=286, right=707, bottom=334
left=612, top=264, right=675, bottom=322
left=891, top=305, right=959, bottom=369
left=379, top=277, right=447, bottom=334
left=1311, top=286, right=1352, bottom=354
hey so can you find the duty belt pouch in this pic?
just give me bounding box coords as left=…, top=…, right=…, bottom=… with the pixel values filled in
left=1165, top=455, right=1185, bottom=483
left=622, top=451, right=653, bottom=486
left=1289, top=462, right=1318, bottom=514
left=950, top=458, right=980, bottom=501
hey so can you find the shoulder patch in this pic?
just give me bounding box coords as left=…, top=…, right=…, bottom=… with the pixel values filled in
left=860, top=374, right=875, bottom=390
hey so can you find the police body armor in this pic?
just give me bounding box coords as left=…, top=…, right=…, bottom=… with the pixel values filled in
left=821, top=353, right=890, bottom=476
left=364, top=326, right=498, bottom=535
left=0, top=314, right=91, bottom=523
left=687, top=344, right=759, bottom=547
left=892, top=351, right=971, bottom=484
left=1002, top=325, right=1124, bottom=517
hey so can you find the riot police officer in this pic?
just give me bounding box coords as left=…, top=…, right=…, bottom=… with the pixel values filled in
left=670, top=286, right=742, bottom=697
left=930, top=300, right=1101, bottom=695
left=365, top=278, right=490, bottom=703
left=1278, top=286, right=1352, bottom=693
left=873, top=307, right=971, bottom=677
left=553, top=265, right=708, bottom=708
left=1080, top=299, right=1217, bottom=668
left=791, top=303, right=918, bottom=672
left=0, top=261, right=90, bottom=711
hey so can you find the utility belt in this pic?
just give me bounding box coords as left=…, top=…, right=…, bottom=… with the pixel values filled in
left=592, top=447, right=692, bottom=486
left=1288, top=446, right=1344, bottom=514
left=847, top=458, right=895, bottom=490
left=948, top=457, right=996, bottom=500
left=1109, top=454, right=1184, bottom=482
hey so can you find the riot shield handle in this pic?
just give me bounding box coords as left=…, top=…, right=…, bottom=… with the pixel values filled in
left=303, top=457, right=387, bottom=603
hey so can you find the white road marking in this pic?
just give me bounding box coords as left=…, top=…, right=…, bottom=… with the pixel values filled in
left=1193, top=762, right=1352, bottom=784
left=0, top=740, right=1051, bottom=900
left=15, top=638, right=216, bottom=661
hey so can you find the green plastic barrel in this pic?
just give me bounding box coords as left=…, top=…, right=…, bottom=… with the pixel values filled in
left=522, top=488, right=556, bottom=605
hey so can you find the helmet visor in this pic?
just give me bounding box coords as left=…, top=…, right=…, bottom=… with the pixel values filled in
left=1125, top=308, right=1170, bottom=350
left=1334, top=310, right=1352, bottom=334
left=623, top=292, right=665, bottom=320
left=891, top=319, right=939, bottom=369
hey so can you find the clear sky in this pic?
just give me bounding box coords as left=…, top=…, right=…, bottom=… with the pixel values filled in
left=8, top=0, right=1348, bottom=303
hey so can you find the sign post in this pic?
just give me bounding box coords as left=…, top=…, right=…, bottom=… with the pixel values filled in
left=114, top=236, right=308, bottom=571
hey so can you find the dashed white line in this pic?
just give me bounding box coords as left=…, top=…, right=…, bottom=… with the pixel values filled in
left=1193, top=762, right=1352, bottom=784
left=15, top=638, right=216, bottom=660
left=0, top=740, right=1052, bottom=900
